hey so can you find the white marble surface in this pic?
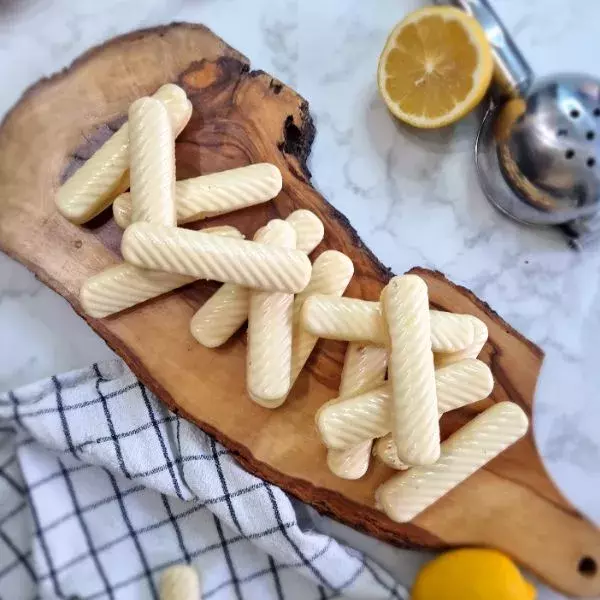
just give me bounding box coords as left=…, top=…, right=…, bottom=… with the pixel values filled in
left=1, top=0, right=599, bottom=597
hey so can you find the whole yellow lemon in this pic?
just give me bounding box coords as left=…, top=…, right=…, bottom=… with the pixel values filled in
left=411, top=548, right=537, bottom=600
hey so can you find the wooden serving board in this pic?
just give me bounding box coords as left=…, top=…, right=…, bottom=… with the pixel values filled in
left=0, top=23, right=598, bottom=597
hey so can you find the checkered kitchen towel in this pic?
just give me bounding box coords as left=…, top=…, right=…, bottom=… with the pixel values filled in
left=0, top=359, right=407, bottom=600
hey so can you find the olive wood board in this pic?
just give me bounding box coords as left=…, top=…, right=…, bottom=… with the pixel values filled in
left=0, top=23, right=598, bottom=597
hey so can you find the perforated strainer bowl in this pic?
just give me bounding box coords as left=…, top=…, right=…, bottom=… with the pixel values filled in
left=496, top=75, right=600, bottom=221
left=438, top=0, right=600, bottom=246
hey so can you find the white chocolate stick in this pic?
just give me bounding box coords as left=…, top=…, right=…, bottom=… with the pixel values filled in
left=80, top=226, right=242, bottom=318
left=429, top=311, right=476, bottom=353
left=375, top=356, right=495, bottom=468
left=317, top=385, right=390, bottom=450
left=159, top=564, right=201, bottom=600
left=302, top=296, right=384, bottom=343
left=189, top=284, right=250, bottom=348
left=56, top=84, right=190, bottom=224
left=284, top=209, right=325, bottom=254
left=289, top=251, right=354, bottom=388
left=190, top=210, right=324, bottom=348
left=338, top=344, right=389, bottom=399
left=435, top=315, right=489, bottom=368
left=316, top=358, right=493, bottom=450
left=327, top=344, right=388, bottom=480
left=382, top=275, right=440, bottom=466
left=327, top=440, right=373, bottom=481
left=121, top=222, right=312, bottom=294
left=128, top=97, right=176, bottom=226
left=113, top=163, right=283, bottom=228
left=246, top=250, right=353, bottom=408
left=301, top=295, right=477, bottom=353
left=247, top=221, right=296, bottom=406
left=375, top=401, right=529, bottom=523
left=431, top=357, right=494, bottom=412
left=373, top=435, right=411, bottom=471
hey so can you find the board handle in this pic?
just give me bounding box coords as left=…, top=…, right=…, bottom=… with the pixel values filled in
left=415, top=469, right=600, bottom=597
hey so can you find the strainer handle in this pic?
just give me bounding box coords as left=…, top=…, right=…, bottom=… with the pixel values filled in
left=433, top=0, right=533, bottom=100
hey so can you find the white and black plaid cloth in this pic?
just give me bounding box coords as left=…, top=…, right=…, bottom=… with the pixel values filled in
left=0, top=359, right=407, bottom=599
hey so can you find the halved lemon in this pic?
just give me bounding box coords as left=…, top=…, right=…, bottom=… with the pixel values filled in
left=378, top=6, right=493, bottom=128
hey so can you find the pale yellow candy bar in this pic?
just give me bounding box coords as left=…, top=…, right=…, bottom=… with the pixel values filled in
left=435, top=315, right=489, bottom=368
left=248, top=250, right=353, bottom=408
left=317, top=385, right=390, bottom=450
left=80, top=226, right=242, bottom=318
left=189, top=283, right=250, bottom=348
left=113, top=163, right=283, bottom=228
left=301, top=295, right=475, bottom=353
left=289, top=250, right=354, bottom=388
left=190, top=210, right=324, bottom=348
left=247, top=221, right=296, bottom=406
left=374, top=358, right=495, bottom=469
left=82, top=268, right=194, bottom=319
left=327, top=343, right=388, bottom=479
left=433, top=358, right=494, bottom=411
left=381, top=275, right=440, bottom=466
left=284, top=209, right=325, bottom=254
left=302, top=296, right=384, bottom=343
left=56, top=84, right=190, bottom=224
left=292, top=252, right=354, bottom=323
left=121, top=222, right=312, bottom=293
left=375, top=401, right=529, bottom=523
left=128, top=97, right=176, bottom=226
left=338, top=343, right=388, bottom=399
left=327, top=440, right=373, bottom=481
left=373, top=435, right=411, bottom=471
left=429, top=311, right=476, bottom=353
left=316, top=358, right=493, bottom=450
left=160, top=564, right=201, bottom=600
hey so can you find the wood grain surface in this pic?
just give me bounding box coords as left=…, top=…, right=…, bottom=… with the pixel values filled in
left=0, top=23, right=598, bottom=597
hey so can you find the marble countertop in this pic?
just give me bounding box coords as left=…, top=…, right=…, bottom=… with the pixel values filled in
left=1, top=0, right=599, bottom=597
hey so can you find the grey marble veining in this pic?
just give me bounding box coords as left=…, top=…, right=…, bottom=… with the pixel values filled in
left=1, top=1, right=599, bottom=597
